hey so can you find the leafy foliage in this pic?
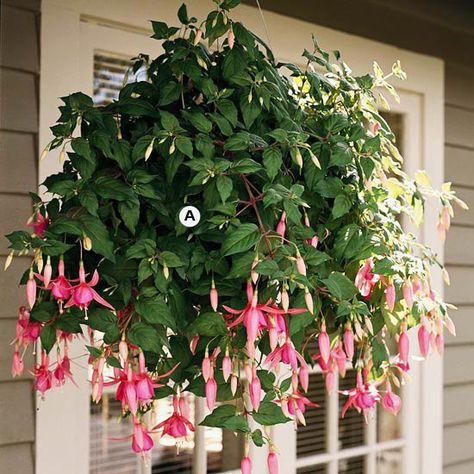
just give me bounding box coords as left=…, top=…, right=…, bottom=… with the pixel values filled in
left=6, top=0, right=465, bottom=457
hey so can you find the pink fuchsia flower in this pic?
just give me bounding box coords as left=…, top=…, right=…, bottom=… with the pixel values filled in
left=267, top=449, right=279, bottom=474
left=48, top=258, right=73, bottom=302
left=64, top=262, right=114, bottom=311
left=241, top=456, right=252, bottom=474
left=418, top=319, right=430, bottom=357
left=402, top=280, right=414, bottom=309
left=132, top=421, right=154, bottom=453
left=398, top=328, right=409, bottom=366
left=385, top=282, right=396, bottom=311
left=249, top=366, right=261, bottom=411
left=210, top=280, right=218, bottom=311
left=295, top=250, right=306, bottom=276
left=276, top=211, right=286, bottom=240
left=53, top=352, right=76, bottom=388
left=202, top=349, right=212, bottom=382
left=222, top=348, right=232, bottom=382
left=318, top=327, right=331, bottom=365
left=265, top=338, right=308, bottom=374
left=284, top=391, right=319, bottom=425
left=304, top=214, right=319, bottom=248
left=355, top=258, right=380, bottom=298
left=26, top=270, right=37, bottom=309
left=154, top=395, right=195, bottom=439
left=206, top=377, right=217, bottom=410
left=381, top=381, right=401, bottom=415
left=341, top=372, right=380, bottom=417
left=28, top=211, right=49, bottom=237
left=343, top=326, right=354, bottom=360
left=11, top=349, right=24, bottom=377
left=33, top=351, right=53, bottom=396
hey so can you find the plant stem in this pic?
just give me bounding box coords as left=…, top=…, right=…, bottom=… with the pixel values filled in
left=241, top=175, right=273, bottom=257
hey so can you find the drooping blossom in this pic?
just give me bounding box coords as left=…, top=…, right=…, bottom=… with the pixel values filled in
left=341, top=372, right=380, bottom=418
left=283, top=391, right=319, bottom=425
left=64, top=262, right=114, bottom=311
left=355, top=258, right=380, bottom=298
left=205, top=377, right=217, bottom=410
left=210, top=280, right=218, bottom=311
left=318, top=327, right=330, bottom=365
left=45, top=258, right=73, bottom=304
left=11, top=350, right=24, bottom=377
left=381, top=381, right=401, bottom=415
left=402, top=280, right=414, bottom=309
left=28, top=211, right=49, bottom=237
left=276, top=211, right=286, bottom=240
left=398, top=328, right=409, bottom=366
left=241, top=456, right=252, bottom=474
left=33, top=351, right=53, bottom=396
left=154, top=395, right=195, bottom=440
left=222, top=348, right=232, bottom=382
left=385, top=282, right=396, bottom=311
left=343, top=326, right=354, bottom=360
left=267, top=449, right=279, bottom=474
left=223, top=282, right=305, bottom=355
left=132, top=421, right=154, bottom=454
left=26, top=270, right=36, bottom=309
left=304, top=214, right=318, bottom=248
left=249, top=365, right=261, bottom=411
left=418, top=319, right=430, bottom=357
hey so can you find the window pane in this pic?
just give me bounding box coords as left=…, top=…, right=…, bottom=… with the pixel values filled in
left=207, top=427, right=244, bottom=473
left=338, top=456, right=365, bottom=474
left=93, top=51, right=146, bottom=106
left=297, top=373, right=327, bottom=457
left=376, top=450, right=402, bottom=474
left=338, top=371, right=365, bottom=450
left=297, top=463, right=327, bottom=474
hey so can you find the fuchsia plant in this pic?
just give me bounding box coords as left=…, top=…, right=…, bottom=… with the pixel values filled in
left=5, top=1, right=466, bottom=472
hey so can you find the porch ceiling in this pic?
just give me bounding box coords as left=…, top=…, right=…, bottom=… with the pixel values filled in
left=242, top=0, right=474, bottom=66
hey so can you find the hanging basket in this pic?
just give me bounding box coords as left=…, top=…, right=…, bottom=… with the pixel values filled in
left=6, top=0, right=465, bottom=469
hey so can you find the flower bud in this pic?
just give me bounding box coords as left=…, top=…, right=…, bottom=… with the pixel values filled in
left=304, top=288, right=314, bottom=314
left=228, top=29, right=235, bottom=49
left=205, top=377, right=217, bottom=410
left=267, top=450, right=279, bottom=474
left=231, top=374, right=238, bottom=395
left=193, top=28, right=203, bottom=45
left=43, top=256, right=53, bottom=289
left=222, top=349, right=232, bottom=382
left=83, top=235, right=92, bottom=251
left=280, top=286, right=289, bottom=312
left=26, top=270, right=36, bottom=309
left=398, top=329, right=409, bottom=365
left=344, top=326, right=354, bottom=360
left=295, top=250, right=306, bottom=276
left=385, top=282, right=395, bottom=311
left=318, top=327, right=330, bottom=364
left=402, top=280, right=414, bottom=309
left=210, top=280, right=218, bottom=311
left=241, top=456, right=252, bottom=474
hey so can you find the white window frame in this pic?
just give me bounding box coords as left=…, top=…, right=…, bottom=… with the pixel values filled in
left=39, top=2, right=444, bottom=474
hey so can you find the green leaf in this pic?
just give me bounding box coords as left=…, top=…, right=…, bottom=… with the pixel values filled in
left=118, top=198, right=140, bottom=234
left=200, top=405, right=250, bottom=432
left=182, top=110, right=213, bottom=133
left=332, top=194, right=352, bottom=219
left=177, top=3, right=189, bottom=24
left=159, top=251, right=183, bottom=268
left=94, top=176, right=135, bottom=201
left=176, top=136, right=193, bottom=158
left=40, top=325, right=56, bottom=353
left=222, top=223, right=260, bottom=256
left=251, top=429, right=264, bottom=447
left=71, top=138, right=95, bottom=164
left=188, top=312, right=228, bottom=336
left=30, top=302, right=57, bottom=322
left=79, top=189, right=99, bottom=216
left=217, top=175, right=233, bottom=203
left=110, top=140, right=132, bottom=171
left=231, top=158, right=261, bottom=174
left=79, top=214, right=115, bottom=261
left=254, top=259, right=279, bottom=276
left=127, top=322, right=164, bottom=353
left=87, top=308, right=119, bottom=333
left=136, top=297, right=175, bottom=330
left=263, top=147, right=283, bottom=180
left=323, top=272, right=358, bottom=301
left=217, top=99, right=238, bottom=126
left=252, top=402, right=289, bottom=425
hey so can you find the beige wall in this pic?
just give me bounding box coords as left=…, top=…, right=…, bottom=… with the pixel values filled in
left=0, top=0, right=39, bottom=472
left=444, top=63, right=474, bottom=473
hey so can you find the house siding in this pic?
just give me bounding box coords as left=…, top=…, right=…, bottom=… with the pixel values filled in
left=0, top=0, right=40, bottom=472
left=444, top=63, right=474, bottom=472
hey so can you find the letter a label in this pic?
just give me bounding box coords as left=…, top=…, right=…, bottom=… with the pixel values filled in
left=179, top=206, right=201, bottom=228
